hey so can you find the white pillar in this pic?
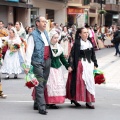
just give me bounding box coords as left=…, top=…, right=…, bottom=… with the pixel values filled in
left=25, top=8, right=31, bottom=26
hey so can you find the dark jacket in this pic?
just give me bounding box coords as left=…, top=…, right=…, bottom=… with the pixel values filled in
left=113, top=30, right=120, bottom=43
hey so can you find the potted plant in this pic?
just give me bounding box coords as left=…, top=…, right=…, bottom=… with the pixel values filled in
left=98, top=9, right=107, bottom=14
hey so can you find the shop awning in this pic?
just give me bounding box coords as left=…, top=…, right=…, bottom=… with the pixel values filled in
left=0, top=1, right=33, bottom=8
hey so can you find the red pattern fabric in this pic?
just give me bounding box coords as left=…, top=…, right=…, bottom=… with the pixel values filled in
left=32, top=87, right=65, bottom=104
left=66, top=61, right=95, bottom=102
left=44, top=87, right=65, bottom=104
left=44, top=46, right=50, bottom=60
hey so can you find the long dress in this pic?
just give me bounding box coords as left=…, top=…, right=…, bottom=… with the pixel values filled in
left=104, top=35, right=113, bottom=47
left=66, top=39, right=98, bottom=103
left=60, top=31, right=71, bottom=58
left=97, top=34, right=105, bottom=49
left=44, top=43, right=69, bottom=104
left=1, top=36, right=22, bottom=74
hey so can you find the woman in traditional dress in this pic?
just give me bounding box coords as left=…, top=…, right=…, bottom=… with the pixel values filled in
left=15, top=21, right=26, bottom=40
left=66, top=27, right=98, bottom=109
left=104, top=33, right=113, bottom=48
left=44, top=30, right=70, bottom=109
left=26, top=27, right=33, bottom=40
left=15, top=21, right=27, bottom=61
left=97, top=32, right=105, bottom=49
left=85, top=25, right=99, bottom=50
left=60, top=26, right=72, bottom=59
left=1, top=28, right=22, bottom=79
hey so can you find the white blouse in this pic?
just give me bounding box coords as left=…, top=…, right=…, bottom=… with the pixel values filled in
left=80, top=39, right=93, bottom=50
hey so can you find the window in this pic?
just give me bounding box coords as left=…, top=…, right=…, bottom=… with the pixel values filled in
left=116, top=0, right=119, bottom=4
left=31, top=8, right=39, bottom=26
left=94, top=0, right=105, bottom=4
left=46, top=9, right=54, bottom=22
left=83, top=0, right=91, bottom=5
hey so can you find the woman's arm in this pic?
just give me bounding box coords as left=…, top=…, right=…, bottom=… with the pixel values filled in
left=60, top=53, right=69, bottom=69
left=91, top=48, right=98, bottom=68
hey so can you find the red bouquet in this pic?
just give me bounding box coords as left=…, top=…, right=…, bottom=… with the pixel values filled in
left=25, top=78, right=39, bottom=89
left=10, top=43, right=20, bottom=55
left=22, top=64, right=39, bottom=89
left=93, top=69, right=105, bottom=84
left=13, top=43, right=20, bottom=49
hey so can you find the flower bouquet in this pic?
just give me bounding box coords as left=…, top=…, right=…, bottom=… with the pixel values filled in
left=10, top=43, right=20, bottom=55
left=93, top=69, right=105, bottom=84
left=22, top=64, right=39, bottom=89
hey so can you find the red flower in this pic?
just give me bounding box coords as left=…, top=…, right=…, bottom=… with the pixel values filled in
left=94, top=74, right=105, bottom=84
left=13, top=44, right=20, bottom=49
left=25, top=81, right=35, bottom=89
left=25, top=78, right=39, bottom=89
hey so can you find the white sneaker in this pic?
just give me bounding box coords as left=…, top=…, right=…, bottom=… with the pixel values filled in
left=5, top=75, right=9, bottom=79
left=0, top=94, right=7, bottom=98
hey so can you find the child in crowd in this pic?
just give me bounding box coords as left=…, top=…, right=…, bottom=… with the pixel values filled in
left=44, top=30, right=71, bottom=109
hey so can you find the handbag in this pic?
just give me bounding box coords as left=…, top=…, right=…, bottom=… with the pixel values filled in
left=93, top=69, right=105, bottom=84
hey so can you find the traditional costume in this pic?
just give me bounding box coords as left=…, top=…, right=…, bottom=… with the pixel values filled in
left=60, top=31, right=71, bottom=58
left=44, top=31, right=69, bottom=105
left=66, top=37, right=98, bottom=106
left=1, top=28, right=22, bottom=76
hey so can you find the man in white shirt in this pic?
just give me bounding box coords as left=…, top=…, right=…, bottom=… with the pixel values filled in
left=25, top=16, right=51, bottom=115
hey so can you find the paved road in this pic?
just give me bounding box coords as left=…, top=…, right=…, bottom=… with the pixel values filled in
left=0, top=47, right=120, bottom=120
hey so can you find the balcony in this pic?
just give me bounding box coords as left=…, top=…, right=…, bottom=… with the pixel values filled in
left=89, top=2, right=100, bottom=8
left=105, top=4, right=120, bottom=12
left=2, top=0, right=32, bottom=8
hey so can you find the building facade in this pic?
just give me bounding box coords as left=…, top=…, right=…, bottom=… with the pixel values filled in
left=105, top=0, right=120, bottom=26
left=1, top=0, right=120, bottom=27
left=0, top=0, right=32, bottom=27
left=29, top=0, right=90, bottom=27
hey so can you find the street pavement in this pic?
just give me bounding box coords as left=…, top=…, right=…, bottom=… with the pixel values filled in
left=0, top=47, right=120, bottom=120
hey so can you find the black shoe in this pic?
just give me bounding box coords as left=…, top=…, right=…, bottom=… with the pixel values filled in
left=14, top=74, right=18, bottom=79
left=39, top=109, right=48, bottom=115
left=33, top=102, right=38, bottom=110
left=34, top=105, right=38, bottom=110
left=48, top=104, right=59, bottom=109
left=86, top=103, right=95, bottom=109
left=71, top=100, right=81, bottom=107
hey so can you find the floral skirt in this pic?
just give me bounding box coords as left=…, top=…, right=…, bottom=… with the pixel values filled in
left=66, top=61, right=95, bottom=103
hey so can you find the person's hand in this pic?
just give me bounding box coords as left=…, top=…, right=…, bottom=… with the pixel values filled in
left=68, top=67, right=73, bottom=72
left=24, top=68, right=30, bottom=74
left=94, top=66, right=97, bottom=70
